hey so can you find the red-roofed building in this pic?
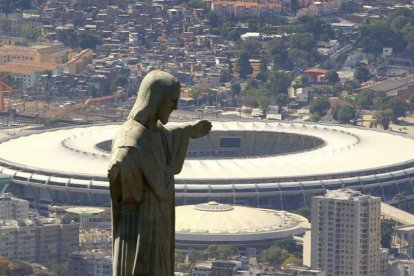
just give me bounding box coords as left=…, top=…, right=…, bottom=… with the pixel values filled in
left=304, top=68, right=329, bottom=83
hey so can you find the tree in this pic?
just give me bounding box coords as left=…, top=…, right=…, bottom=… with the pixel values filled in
left=337, top=105, right=355, bottom=124
left=231, top=81, right=241, bottom=96
left=381, top=219, right=396, bottom=248
left=207, top=11, right=221, bottom=28
left=190, top=85, right=203, bottom=105
left=276, top=94, right=288, bottom=108
left=288, top=48, right=311, bottom=68
left=241, top=88, right=258, bottom=107
left=310, top=96, right=330, bottom=116
left=257, top=56, right=269, bottom=81
left=241, top=39, right=261, bottom=57
left=402, top=24, right=414, bottom=50
left=228, top=29, right=240, bottom=41
left=237, top=51, right=253, bottom=79
left=268, top=38, right=289, bottom=69
left=206, top=245, right=236, bottom=260
left=110, top=75, right=128, bottom=92
left=373, top=92, right=388, bottom=110
left=391, top=15, right=413, bottom=35
left=309, top=112, right=321, bottom=122
left=267, top=71, right=291, bottom=97
left=281, top=255, right=302, bottom=267
left=343, top=80, right=359, bottom=93
left=293, top=207, right=311, bottom=221
left=325, top=70, right=339, bottom=93
left=294, top=16, right=334, bottom=39
left=375, top=108, right=393, bottom=130
left=290, top=0, right=300, bottom=13
left=21, top=25, right=42, bottom=40
left=289, top=33, right=317, bottom=51
left=355, top=90, right=374, bottom=109
left=357, top=20, right=405, bottom=54
left=354, top=66, right=371, bottom=83
left=408, top=93, right=414, bottom=114
left=387, top=97, right=407, bottom=122
left=259, top=245, right=290, bottom=266
left=257, top=87, right=271, bottom=110
left=325, top=71, right=339, bottom=85
left=78, top=32, right=102, bottom=49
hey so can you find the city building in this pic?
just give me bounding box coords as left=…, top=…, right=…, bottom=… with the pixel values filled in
left=0, top=193, right=29, bottom=220
left=0, top=220, right=36, bottom=261
left=0, top=43, right=70, bottom=88
left=0, top=218, right=79, bottom=263
left=34, top=218, right=79, bottom=263
left=68, top=250, right=112, bottom=276
left=66, top=49, right=93, bottom=75
left=311, top=189, right=381, bottom=276
left=0, top=13, right=23, bottom=37
left=211, top=1, right=281, bottom=19
left=356, top=73, right=414, bottom=97
left=388, top=259, right=414, bottom=276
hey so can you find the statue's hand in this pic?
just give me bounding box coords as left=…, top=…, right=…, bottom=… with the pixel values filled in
left=190, top=120, right=212, bottom=138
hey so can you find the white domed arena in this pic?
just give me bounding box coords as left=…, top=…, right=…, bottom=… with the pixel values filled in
left=175, top=201, right=309, bottom=251
left=1, top=120, right=414, bottom=212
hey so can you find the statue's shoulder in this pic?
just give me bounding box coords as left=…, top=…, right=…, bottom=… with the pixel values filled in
left=113, top=119, right=150, bottom=148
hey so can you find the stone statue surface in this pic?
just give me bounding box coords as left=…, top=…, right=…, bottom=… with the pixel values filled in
left=108, top=70, right=211, bottom=276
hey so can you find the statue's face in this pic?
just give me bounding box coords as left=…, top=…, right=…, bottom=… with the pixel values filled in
left=157, top=89, right=180, bottom=125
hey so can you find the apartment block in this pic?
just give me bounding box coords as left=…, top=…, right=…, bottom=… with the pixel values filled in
left=211, top=1, right=281, bottom=18
left=34, top=219, right=80, bottom=263
left=68, top=251, right=112, bottom=276
left=0, top=220, right=36, bottom=262
left=311, top=188, right=381, bottom=276
left=0, top=13, right=23, bottom=37
left=0, top=218, right=79, bottom=263
left=0, top=193, right=29, bottom=220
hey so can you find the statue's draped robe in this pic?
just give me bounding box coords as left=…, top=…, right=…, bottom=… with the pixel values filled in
left=108, top=119, right=191, bottom=276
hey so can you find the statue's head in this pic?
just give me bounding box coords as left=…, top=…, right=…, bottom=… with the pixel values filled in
left=128, top=70, right=181, bottom=125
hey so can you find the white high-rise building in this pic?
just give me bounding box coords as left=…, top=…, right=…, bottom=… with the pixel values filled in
left=311, top=188, right=381, bottom=276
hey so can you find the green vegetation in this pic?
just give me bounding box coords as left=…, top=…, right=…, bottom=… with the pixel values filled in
left=381, top=219, right=396, bottom=248
left=337, top=105, right=355, bottom=124
left=175, top=244, right=237, bottom=272
left=78, top=33, right=102, bottom=50
left=310, top=96, right=330, bottom=116
left=325, top=71, right=339, bottom=86
left=375, top=108, right=393, bottom=130
left=110, top=75, right=128, bottom=93
left=237, top=52, right=253, bottom=79
left=356, top=9, right=414, bottom=54
left=21, top=25, right=42, bottom=40
left=292, top=207, right=311, bottom=222
left=354, top=66, right=371, bottom=83
left=258, top=237, right=302, bottom=267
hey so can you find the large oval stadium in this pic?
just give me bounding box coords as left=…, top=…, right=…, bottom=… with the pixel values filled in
left=1, top=121, right=414, bottom=211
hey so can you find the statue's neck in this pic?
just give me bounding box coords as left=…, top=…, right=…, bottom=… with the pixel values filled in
left=136, top=114, right=158, bottom=129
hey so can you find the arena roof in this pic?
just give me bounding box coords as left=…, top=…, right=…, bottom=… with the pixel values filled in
left=175, top=201, right=309, bottom=242
left=0, top=121, right=413, bottom=183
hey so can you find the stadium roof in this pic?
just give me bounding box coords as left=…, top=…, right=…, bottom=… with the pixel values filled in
left=0, top=121, right=413, bottom=182
left=175, top=201, right=309, bottom=242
